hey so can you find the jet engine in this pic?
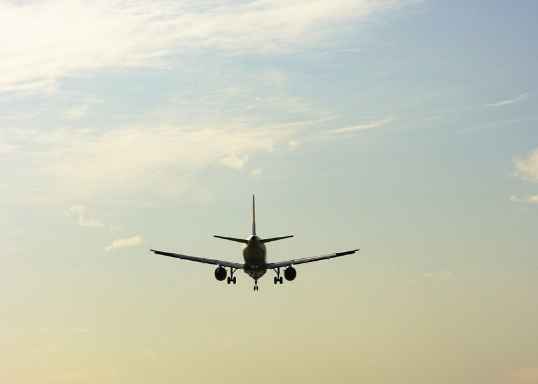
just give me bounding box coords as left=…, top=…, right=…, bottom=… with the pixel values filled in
left=284, top=266, right=296, bottom=281
left=214, top=266, right=227, bottom=281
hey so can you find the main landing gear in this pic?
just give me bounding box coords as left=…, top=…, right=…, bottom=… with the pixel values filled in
left=227, top=268, right=237, bottom=285
left=273, top=268, right=283, bottom=285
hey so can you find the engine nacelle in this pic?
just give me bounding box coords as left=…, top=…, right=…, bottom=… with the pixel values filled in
left=214, top=267, right=227, bottom=281
left=284, top=266, right=296, bottom=281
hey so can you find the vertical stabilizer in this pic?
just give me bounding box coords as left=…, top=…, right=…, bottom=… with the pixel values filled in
left=252, top=194, right=256, bottom=236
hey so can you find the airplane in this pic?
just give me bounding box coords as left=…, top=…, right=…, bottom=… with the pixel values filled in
left=150, top=195, right=359, bottom=291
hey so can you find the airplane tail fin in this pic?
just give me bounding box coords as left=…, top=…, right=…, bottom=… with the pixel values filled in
left=214, top=195, right=293, bottom=244
left=252, top=194, right=256, bottom=236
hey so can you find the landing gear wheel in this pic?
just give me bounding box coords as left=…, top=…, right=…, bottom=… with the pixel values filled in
left=227, top=268, right=238, bottom=285
left=273, top=268, right=284, bottom=284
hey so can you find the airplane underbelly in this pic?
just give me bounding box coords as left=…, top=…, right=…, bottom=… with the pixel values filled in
left=243, top=244, right=266, bottom=267
left=244, top=264, right=266, bottom=280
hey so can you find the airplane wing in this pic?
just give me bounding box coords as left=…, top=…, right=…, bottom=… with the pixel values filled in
left=151, top=249, right=244, bottom=269
left=266, top=249, right=359, bottom=269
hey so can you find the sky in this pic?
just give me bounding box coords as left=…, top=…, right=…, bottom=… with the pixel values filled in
left=1, top=0, right=538, bottom=383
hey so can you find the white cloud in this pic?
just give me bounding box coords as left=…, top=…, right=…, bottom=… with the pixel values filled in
left=289, top=141, right=301, bottom=149
left=514, top=149, right=538, bottom=183
left=104, top=235, right=143, bottom=251
left=0, top=0, right=421, bottom=95
left=525, top=195, right=538, bottom=203
left=219, top=154, right=249, bottom=170
left=510, top=195, right=538, bottom=203
left=69, top=205, right=105, bottom=228
left=485, top=93, right=530, bottom=107
left=511, top=149, right=538, bottom=203
left=251, top=168, right=263, bottom=176
left=64, top=101, right=96, bottom=119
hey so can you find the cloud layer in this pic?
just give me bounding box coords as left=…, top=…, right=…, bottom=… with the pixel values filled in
left=0, top=0, right=418, bottom=94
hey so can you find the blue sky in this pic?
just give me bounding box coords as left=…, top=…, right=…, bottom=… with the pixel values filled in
left=1, top=1, right=538, bottom=383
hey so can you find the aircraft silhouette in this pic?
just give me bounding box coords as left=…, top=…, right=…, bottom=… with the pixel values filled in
left=151, top=195, right=359, bottom=291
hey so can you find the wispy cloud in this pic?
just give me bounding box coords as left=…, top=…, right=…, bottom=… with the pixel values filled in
left=422, top=271, right=451, bottom=281
left=0, top=0, right=420, bottom=95
left=0, top=124, right=291, bottom=202
left=485, top=93, right=529, bottom=107
left=322, top=116, right=394, bottom=136
left=104, top=235, right=143, bottom=251
left=69, top=205, right=104, bottom=228
left=219, top=154, right=249, bottom=170
left=510, top=149, right=538, bottom=203
left=68, top=205, right=121, bottom=229
left=251, top=168, right=263, bottom=176
left=514, top=149, right=538, bottom=183
left=510, top=195, right=538, bottom=203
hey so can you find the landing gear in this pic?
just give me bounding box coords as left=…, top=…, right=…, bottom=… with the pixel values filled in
left=273, top=268, right=283, bottom=284
left=227, top=268, right=237, bottom=285
left=253, top=279, right=259, bottom=291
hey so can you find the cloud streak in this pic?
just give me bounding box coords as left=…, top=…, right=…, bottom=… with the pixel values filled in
left=485, top=93, right=529, bottom=107
left=104, top=235, right=143, bottom=251
left=322, top=116, right=394, bottom=136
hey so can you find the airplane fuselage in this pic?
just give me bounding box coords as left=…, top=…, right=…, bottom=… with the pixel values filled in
left=242, top=235, right=267, bottom=280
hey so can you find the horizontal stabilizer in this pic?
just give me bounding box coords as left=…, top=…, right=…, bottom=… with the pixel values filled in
left=214, top=235, right=248, bottom=244
left=260, top=235, right=294, bottom=244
